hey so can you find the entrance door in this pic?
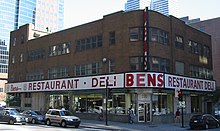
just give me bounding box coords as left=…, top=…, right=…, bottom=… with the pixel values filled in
left=138, top=103, right=151, bottom=122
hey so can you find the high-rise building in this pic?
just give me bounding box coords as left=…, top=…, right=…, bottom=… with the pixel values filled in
left=125, top=0, right=151, bottom=11
left=0, top=0, right=64, bottom=74
left=125, top=0, right=178, bottom=17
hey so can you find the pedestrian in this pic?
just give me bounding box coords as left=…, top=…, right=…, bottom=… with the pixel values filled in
left=128, top=107, right=135, bottom=124
left=98, top=109, right=103, bottom=121
left=175, top=108, right=180, bottom=123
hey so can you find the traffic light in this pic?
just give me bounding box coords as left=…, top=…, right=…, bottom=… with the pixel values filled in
left=178, top=91, right=183, bottom=101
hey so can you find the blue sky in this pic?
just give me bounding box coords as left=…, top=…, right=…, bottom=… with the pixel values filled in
left=64, top=0, right=220, bottom=29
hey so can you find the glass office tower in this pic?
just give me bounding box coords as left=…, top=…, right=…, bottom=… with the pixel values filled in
left=125, top=0, right=178, bottom=17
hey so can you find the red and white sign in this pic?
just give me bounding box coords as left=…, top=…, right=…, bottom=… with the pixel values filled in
left=6, top=74, right=124, bottom=93
left=165, top=74, right=215, bottom=91
left=125, top=72, right=164, bottom=88
left=6, top=72, right=216, bottom=93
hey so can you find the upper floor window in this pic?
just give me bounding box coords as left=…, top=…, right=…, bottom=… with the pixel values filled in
left=48, top=66, right=69, bottom=79
left=75, top=62, right=102, bottom=76
left=149, top=28, right=168, bottom=44
left=203, top=45, right=210, bottom=58
left=76, top=35, right=102, bottom=52
left=129, top=56, right=143, bottom=71
left=175, top=35, right=184, bottom=50
left=12, top=56, right=15, bottom=64
left=109, top=31, right=115, bottom=45
left=26, top=70, right=44, bottom=81
left=188, top=40, right=202, bottom=55
left=13, top=38, right=16, bottom=46
left=175, top=61, right=184, bottom=75
left=190, top=65, right=213, bottom=79
left=129, top=27, right=143, bottom=42
left=149, top=56, right=170, bottom=72
left=20, top=53, right=23, bottom=62
left=49, top=42, right=71, bottom=56
left=109, top=60, right=116, bottom=73
left=28, top=49, right=45, bottom=61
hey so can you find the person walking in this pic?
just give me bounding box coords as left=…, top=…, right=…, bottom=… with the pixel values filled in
left=175, top=108, right=180, bottom=123
left=128, top=107, right=135, bottom=124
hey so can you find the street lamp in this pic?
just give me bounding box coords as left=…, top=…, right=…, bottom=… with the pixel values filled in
left=102, top=58, right=109, bottom=126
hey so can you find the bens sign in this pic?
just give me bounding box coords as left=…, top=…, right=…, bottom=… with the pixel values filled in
left=6, top=72, right=216, bottom=93
left=125, top=73, right=215, bottom=91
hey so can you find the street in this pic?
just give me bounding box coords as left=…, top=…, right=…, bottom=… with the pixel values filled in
left=1, top=121, right=220, bottom=131
left=0, top=123, right=111, bottom=131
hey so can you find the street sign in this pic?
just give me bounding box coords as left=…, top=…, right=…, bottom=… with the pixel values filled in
left=179, top=101, right=185, bottom=108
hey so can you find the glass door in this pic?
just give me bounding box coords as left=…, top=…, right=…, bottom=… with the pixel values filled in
left=138, top=103, right=151, bottom=122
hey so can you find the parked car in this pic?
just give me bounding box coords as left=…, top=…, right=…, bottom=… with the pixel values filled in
left=0, top=110, right=26, bottom=125
left=45, top=109, right=80, bottom=128
left=4, top=107, right=20, bottom=113
left=22, top=110, right=45, bottom=124
left=189, top=114, right=220, bottom=129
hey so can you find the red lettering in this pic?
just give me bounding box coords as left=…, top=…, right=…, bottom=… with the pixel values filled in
left=147, top=74, right=156, bottom=86
left=137, top=74, right=145, bottom=86
left=126, top=74, right=134, bottom=87
left=157, top=74, right=164, bottom=87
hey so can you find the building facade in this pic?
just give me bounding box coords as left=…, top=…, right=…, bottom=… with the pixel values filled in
left=7, top=10, right=215, bottom=123
left=187, top=17, right=220, bottom=89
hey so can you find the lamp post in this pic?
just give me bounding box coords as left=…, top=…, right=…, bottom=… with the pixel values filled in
left=105, top=78, right=108, bottom=126
left=102, top=58, right=109, bottom=126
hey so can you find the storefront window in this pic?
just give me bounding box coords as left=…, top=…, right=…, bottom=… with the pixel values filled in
left=152, top=93, right=173, bottom=115
left=191, top=95, right=202, bottom=113
left=109, top=93, right=126, bottom=114
left=73, top=93, right=126, bottom=114
left=73, top=94, right=103, bottom=113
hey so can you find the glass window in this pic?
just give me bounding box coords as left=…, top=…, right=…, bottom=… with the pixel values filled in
left=175, top=61, right=184, bottom=75
left=129, top=27, right=143, bottom=42
left=175, top=35, right=184, bottom=50
left=191, top=95, right=202, bottom=113
left=12, top=56, right=15, bottom=64
left=129, top=56, right=143, bottom=71
left=152, top=93, right=173, bottom=115
left=149, top=28, right=168, bottom=44
left=74, top=62, right=101, bottom=76
left=20, top=53, right=23, bottom=62
left=109, top=31, right=115, bottom=45
left=149, top=57, right=170, bottom=72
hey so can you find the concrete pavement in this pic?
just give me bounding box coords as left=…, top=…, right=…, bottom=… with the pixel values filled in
left=81, top=119, right=190, bottom=131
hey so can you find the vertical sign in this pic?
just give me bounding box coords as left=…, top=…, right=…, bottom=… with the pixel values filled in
left=143, top=7, right=149, bottom=71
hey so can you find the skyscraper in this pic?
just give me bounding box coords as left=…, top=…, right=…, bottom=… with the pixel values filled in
left=151, top=0, right=178, bottom=16
left=0, top=0, right=64, bottom=74
left=125, top=0, right=151, bottom=11
left=125, top=0, right=178, bottom=17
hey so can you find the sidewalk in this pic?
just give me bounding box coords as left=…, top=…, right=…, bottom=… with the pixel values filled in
left=81, top=119, right=190, bottom=131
